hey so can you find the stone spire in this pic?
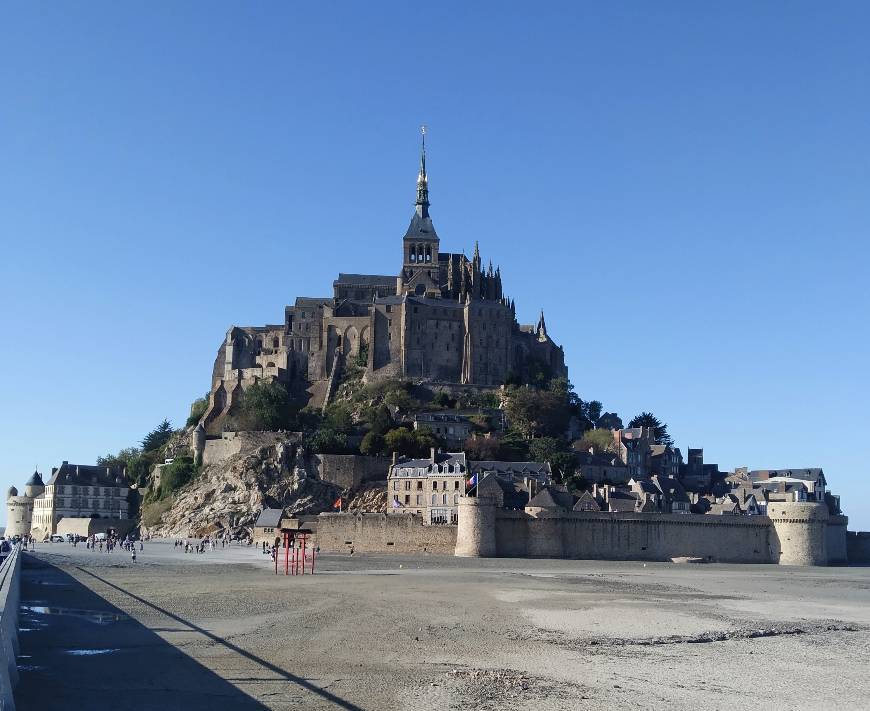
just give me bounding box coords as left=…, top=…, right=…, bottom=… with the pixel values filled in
left=415, top=125, right=429, bottom=218
left=537, top=310, right=548, bottom=340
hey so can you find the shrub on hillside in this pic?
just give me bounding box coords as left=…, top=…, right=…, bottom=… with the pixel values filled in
left=159, top=456, right=196, bottom=499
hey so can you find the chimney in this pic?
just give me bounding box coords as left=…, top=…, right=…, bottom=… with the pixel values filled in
left=392, top=451, right=397, bottom=465
left=430, top=447, right=436, bottom=462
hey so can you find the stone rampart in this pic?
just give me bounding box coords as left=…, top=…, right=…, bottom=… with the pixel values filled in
left=455, top=493, right=844, bottom=566
left=492, top=510, right=773, bottom=563
left=309, top=455, right=391, bottom=490
left=202, top=431, right=301, bottom=467
left=315, top=513, right=456, bottom=554
left=55, top=517, right=136, bottom=538
left=847, top=532, right=870, bottom=565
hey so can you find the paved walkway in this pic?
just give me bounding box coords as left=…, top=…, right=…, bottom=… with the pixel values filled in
left=16, top=554, right=268, bottom=711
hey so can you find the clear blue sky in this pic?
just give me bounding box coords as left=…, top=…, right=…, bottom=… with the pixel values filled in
left=2, top=2, right=868, bottom=528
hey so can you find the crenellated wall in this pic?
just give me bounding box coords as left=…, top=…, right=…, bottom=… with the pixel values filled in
left=456, top=493, right=847, bottom=566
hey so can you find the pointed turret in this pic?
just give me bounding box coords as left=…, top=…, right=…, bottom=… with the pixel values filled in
left=537, top=309, right=548, bottom=340
left=403, top=126, right=439, bottom=266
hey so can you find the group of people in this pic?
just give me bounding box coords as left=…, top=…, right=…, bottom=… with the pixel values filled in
left=173, top=535, right=233, bottom=554
left=85, top=534, right=142, bottom=561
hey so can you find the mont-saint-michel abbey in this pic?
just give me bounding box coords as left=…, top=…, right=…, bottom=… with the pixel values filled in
left=8, top=6, right=870, bottom=710
left=202, top=136, right=566, bottom=433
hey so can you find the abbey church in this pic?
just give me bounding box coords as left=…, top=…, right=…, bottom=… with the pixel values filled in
left=202, top=135, right=566, bottom=433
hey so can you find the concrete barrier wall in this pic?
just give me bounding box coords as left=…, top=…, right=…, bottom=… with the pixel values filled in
left=315, top=513, right=456, bottom=554
left=493, top=512, right=774, bottom=563
left=0, top=546, right=21, bottom=710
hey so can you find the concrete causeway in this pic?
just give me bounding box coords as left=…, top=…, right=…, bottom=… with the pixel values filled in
left=15, top=541, right=870, bottom=710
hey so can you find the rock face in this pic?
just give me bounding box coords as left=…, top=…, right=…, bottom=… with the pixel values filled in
left=344, top=482, right=389, bottom=513
left=142, top=433, right=342, bottom=539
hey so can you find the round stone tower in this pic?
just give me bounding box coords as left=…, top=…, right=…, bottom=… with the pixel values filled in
left=768, top=501, right=829, bottom=566
left=191, top=422, right=206, bottom=466
left=6, top=483, right=34, bottom=539
left=455, top=474, right=503, bottom=557
left=24, top=470, right=44, bottom=499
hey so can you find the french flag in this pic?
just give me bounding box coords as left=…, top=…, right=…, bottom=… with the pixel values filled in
left=466, top=473, right=478, bottom=490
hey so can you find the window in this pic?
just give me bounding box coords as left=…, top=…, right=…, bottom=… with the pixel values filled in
left=416, top=495, right=422, bottom=505
left=405, top=480, right=411, bottom=491
left=454, top=494, right=459, bottom=505
left=392, top=481, right=398, bottom=491
left=386, top=305, right=392, bottom=313
left=432, top=481, right=438, bottom=490
left=454, top=481, right=460, bottom=490
left=404, top=495, right=410, bottom=504
left=442, top=493, right=447, bottom=505
left=416, top=481, right=422, bottom=490
left=431, top=494, right=437, bottom=505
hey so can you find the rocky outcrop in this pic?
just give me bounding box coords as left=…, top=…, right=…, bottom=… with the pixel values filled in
left=142, top=434, right=343, bottom=539
left=344, top=482, right=389, bottom=513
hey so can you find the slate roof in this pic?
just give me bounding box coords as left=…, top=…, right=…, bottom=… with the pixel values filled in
left=294, top=297, right=332, bottom=308
left=47, top=462, right=127, bottom=487
left=391, top=452, right=467, bottom=475
left=254, top=508, right=284, bottom=528
left=470, top=461, right=551, bottom=479
left=404, top=210, right=438, bottom=240
left=334, top=274, right=396, bottom=286
left=26, top=471, right=44, bottom=487
left=527, top=487, right=574, bottom=510
left=749, top=468, right=824, bottom=483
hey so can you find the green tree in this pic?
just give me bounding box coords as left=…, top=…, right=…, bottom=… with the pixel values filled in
left=360, top=431, right=385, bottom=456
left=142, top=420, right=174, bottom=452
left=575, top=428, right=615, bottom=455
left=355, top=343, right=369, bottom=368
left=383, top=428, right=417, bottom=457
left=323, top=403, right=354, bottom=434
left=503, top=387, right=570, bottom=439
left=308, top=428, right=349, bottom=454
left=97, top=447, right=141, bottom=470
left=239, top=380, right=293, bottom=431
left=363, top=405, right=394, bottom=436
left=528, top=436, right=563, bottom=463
left=159, top=457, right=196, bottom=499
left=598, top=412, right=623, bottom=431
left=432, top=391, right=455, bottom=409
left=463, top=436, right=503, bottom=460
left=628, top=412, right=673, bottom=446
left=186, top=395, right=209, bottom=428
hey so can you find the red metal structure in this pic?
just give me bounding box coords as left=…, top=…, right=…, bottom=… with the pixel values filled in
left=276, top=528, right=315, bottom=575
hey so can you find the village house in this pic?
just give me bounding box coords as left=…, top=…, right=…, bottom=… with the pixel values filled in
left=387, top=450, right=467, bottom=524
left=412, top=412, right=473, bottom=444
